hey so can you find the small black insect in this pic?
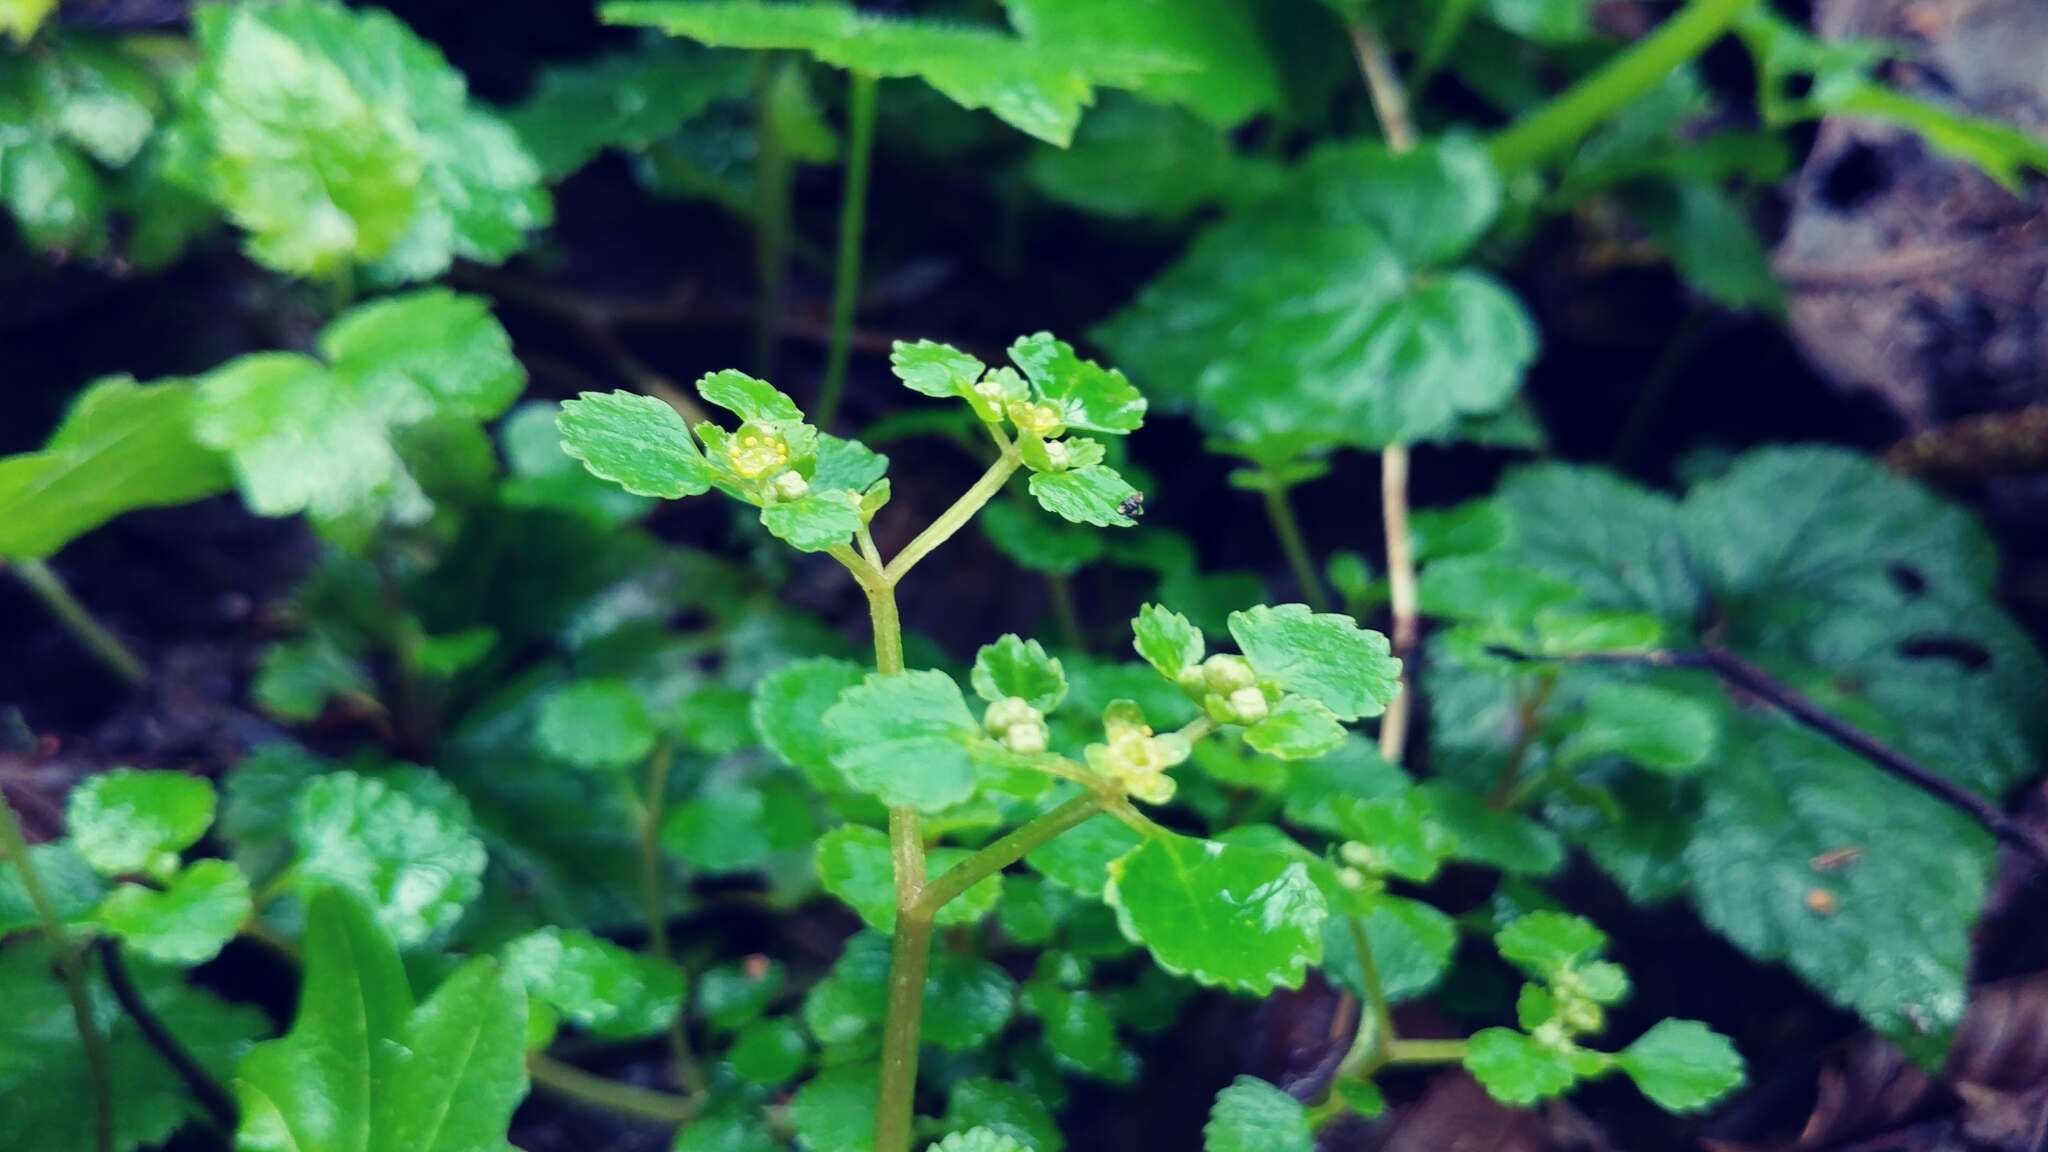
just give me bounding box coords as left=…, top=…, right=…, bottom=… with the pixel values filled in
left=1118, top=491, right=1146, bottom=519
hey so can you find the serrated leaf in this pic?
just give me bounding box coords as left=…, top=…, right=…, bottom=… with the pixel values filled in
left=933, top=1130, right=1027, bottom=1152
left=824, top=671, right=982, bottom=812
left=1242, top=695, right=1347, bottom=760
left=1229, top=604, right=1401, bottom=723
left=1321, top=893, right=1458, bottom=1004
left=1465, top=1027, right=1579, bottom=1106
left=754, top=657, right=866, bottom=786
left=1026, top=810, right=1142, bottom=898
left=1204, top=1075, right=1312, bottom=1152
left=1105, top=833, right=1325, bottom=994
left=788, top=1063, right=876, bottom=1152
left=500, top=402, right=654, bottom=523
left=1132, top=603, right=1204, bottom=678
left=0, top=939, right=267, bottom=1152
left=816, top=825, right=1000, bottom=931
left=891, top=339, right=988, bottom=406
left=1001, top=0, right=1279, bottom=127
left=0, top=377, right=232, bottom=561
left=1029, top=464, right=1139, bottom=528
left=558, top=390, right=714, bottom=499
left=760, top=490, right=865, bottom=552
left=1617, top=1019, right=1744, bottom=1113
left=94, top=859, right=251, bottom=965
left=727, top=1017, right=809, bottom=1085
left=1023, top=961, right=1133, bottom=1082
left=923, top=952, right=1017, bottom=1052
left=604, top=0, right=1171, bottom=146
left=1496, top=910, right=1608, bottom=981
left=941, top=1079, right=1063, bottom=1152
left=67, top=768, right=216, bottom=878
left=812, top=433, right=889, bottom=494
left=290, top=770, right=486, bottom=948
left=982, top=496, right=1107, bottom=576
left=537, top=678, right=657, bottom=771
left=1009, top=333, right=1146, bottom=435
left=500, top=927, right=683, bottom=1040
left=972, top=634, right=1067, bottom=712
left=319, top=289, right=525, bottom=422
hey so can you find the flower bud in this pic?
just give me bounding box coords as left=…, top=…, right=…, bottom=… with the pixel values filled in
left=1007, top=399, right=1067, bottom=439
left=1175, top=666, right=1209, bottom=696
left=1201, top=654, right=1257, bottom=694
left=984, top=695, right=1042, bottom=736
left=1002, top=722, right=1049, bottom=756
left=1226, top=686, right=1269, bottom=724
left=1041, top=439, right=1071, bottom=471
left=768, top=470, right=809, bottom=502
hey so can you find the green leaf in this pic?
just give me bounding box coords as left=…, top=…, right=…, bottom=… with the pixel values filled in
left=94, top=859, right=251, bottom=965
left=1204, top=1076, right=1312, bottom=1152
left=1000, top=0, right=1280, bottom=127
left=320, top=289, right=525, bottom=423
left=1023, top=959, right=1134, bottom=1082
left=1559, top=681, right=1718, bottom=773
left=1496, top=911, right=1608, bottom=981
left=67, top=768, right=216, bottom=878
left=1009, top=333, right=1146, bottom=435
left=1242, top=695, right=1347, bottom=760
left=1321, top=893, right=1458, bottom=1003
left=603, top=0, right=1172, bottom=146
left=1465, top=1027, right=1579, bottom=1107
left=1617, top=1019, right=1745, bottom=1113
left=0, top=843, right=104, bottom=934
left=508, top=43, right=754, bottom=179
left=697, top=958, right=786, bottom=1033
left=189, top=0, right=545, bottom=279
left=1421, top=781, right=1566, bottom=876
left=816, top=825, right=1000, bottom=931
left=662, top=778, right=814, bottom=873
left=759, top=490, right=865, bottom=552
left=1335, top=793, right=1453, bottom=882
left=0, top=377, right=232, bottom=561
left=0, top=0, right=56, bottom=42
left=290, top=770, right=487, bottom=948
left=1484, top=0, right=1592, bottom=44
left=972, top=634, right=1067, bottom=712
left=537, top=678, right=657, bottom=771
left=982, top=497, right=1107, bottom=576
left=923, top=951, right=1018, bottom=1052
left=1028, top=94, right=1279, bottom=223
left=676, top=1109, right=784, bottom=1152
left=1229, top=604, right=1401, bottom=722
left=1097, top=137, right=1531, bottom=455
left=824, top=670, right=982, bottom=811
left=812, top=433, right=889, bottom=494
left=558, top=390, right=714, bottom=499
left=788, top=1063, right=877, bottom=1152
left=1628, top=179, right=1782, bottom=313
left=500, top=927, right=683, bottom=1040
left=941, top=1079, right=1064, bottom=1152
left=0, top=940, right=267, bottom=1152
left=753, top=657, right=866, bottom=785
left=1029, top=464, right=1140, bottom=528
left=374, top=957, right=529, bottom=1152
left=1132, top=603, right=1204, bottom=679
left=891, top=339, right=988, bottom=408
left=254, top=637, right=372, bottom=722
left=1104, top=832, right=1326, bottom=994
left=235, top=886, right=414, bottom=1152
left=1027, top=810, right=1142, bottom=898
left=727, top=1017, right=810, bottom=1085
left=500, top=402, right=654, bottom=523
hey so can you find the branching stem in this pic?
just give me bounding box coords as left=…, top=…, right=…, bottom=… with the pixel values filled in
left=816, top=70, right=879, bottom=431
left=883, top=452, right=1020, bottom=585
left=915, top=794, right=1102, bottom=915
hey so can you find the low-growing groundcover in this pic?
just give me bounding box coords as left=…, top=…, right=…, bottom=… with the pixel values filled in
left=2, top=1, right=2047, bottom=1151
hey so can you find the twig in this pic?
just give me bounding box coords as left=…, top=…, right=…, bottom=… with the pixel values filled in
left=8, top=560, right=147, bottom=686
left=1513, top=645, right=2048, bottom=863
left=98, top=939, right=237, bottom=1131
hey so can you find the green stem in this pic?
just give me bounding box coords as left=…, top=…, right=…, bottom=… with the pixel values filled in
left=1260, top=483, right=1331, bottom=612
left=1046, top=573, right=1085, bottom=651
left=10, top=560, right=146, bottom=686
left=1334, top=916, right=1395, bottom=1080
left=754, top=57, right=792, bottom=378
left=638, top=741, right=703, bottom=1095
left=529, top=1054, right=702, bottom=1126
left=883, top=451, right=1020, bottom=584
left=1409, top=0, right=1480, bottom=95
left=874, top=847, right=930, bottom=1152
left=915, top=795, right=1102, bottom=914
left=816, top=70, right=879, bottom=431
left=1386, top=1038, right=1469, bottom=1065
left=0, top=788, right=114, bottom=1152
left=1488, top=0, right=1761, bottom=173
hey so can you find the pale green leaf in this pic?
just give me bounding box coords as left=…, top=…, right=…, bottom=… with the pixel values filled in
left=558, top=390, right=714, bottom=499
left=67, top=768, right=216, bottom=878
left=537, top=678, right=657, bottom=770
left=1617, top=1019, right=1745, bottom=1113
left=254, top=637, right=372, bottom=722
left=1465, top=1027, right=1578, bottom=1106
left=1009, top=332, right=1146, bottom=435
left=370, top=957, right=529, bottom=1152
left=1242, top=695, right=1347, bottom=760
left=972, top=634, right=1067, bottom=712
left=1559, top=681, right=1718, bottom=773
left=753, top=657, right=865, bottom=785
left=1029, top=464, right=1139, bottom=528
left=1204, top=1076, right=1311, bottom=1152
left=1131, top=603, right=1205, bottom=678
left=941, top=1079, right=1063, bottom=1152
left=760, top=490, right=865, bottom=552
left=290, top=770, right=486, bottom=948
left=1105, top=833, right=1326, bottom=994
left=500, top=927, right=683, bottom=1040
left=824, top=670, right=981, bottom=812
left=1229, top=603, right=1401, bottom=722
left=319, top=289, right=525, bottom=423
left=94, top=859, right=251, bottom=965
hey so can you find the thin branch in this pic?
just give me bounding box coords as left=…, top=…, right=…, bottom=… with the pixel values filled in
left=99, top=939, right=237, bottom=1131
left=8, top=560, right=147, bottom=686
left=528, top=1053, right=702, bottom=1126
left=1511, top=645, right=2048, bottom=863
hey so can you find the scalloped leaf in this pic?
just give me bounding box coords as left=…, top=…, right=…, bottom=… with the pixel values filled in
left=1104, top=833, right=1325, bottom=994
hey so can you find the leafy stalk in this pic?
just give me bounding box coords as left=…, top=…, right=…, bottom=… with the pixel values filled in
left=816, top=71, right=879, bottom=430
left=8, top=560, right=147, bottom=686
left=0, top=786, right=115, bottom=1152
left=1488, top=0, right=1761, bottom=172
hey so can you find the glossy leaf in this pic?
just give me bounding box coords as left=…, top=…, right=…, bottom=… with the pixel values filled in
left=558, top=390, right=713, bottom=499
left=1204, top=1075, right=1312, bottom=1152
left=1617, top=1019, right=1744, bottom=1113
left=972, top=634, right=1067, bottom=712
left=824, top=670, right=982, bottom=811
left=816, top=825, right=1001, bottom=931
left=1029, top=465, right=1140, bottom=528
left=94, top=859, right=251, bottom=965
left=499, top=927, right=683, bottom=1039
left=67, top=768, right=216, bottom=878
left=753, top=656, right=866, bottom=785
left=290, top=770, right=487, bottom=947
left=1000, top=0, right=1280, bottom=127
left=1465, top=1027, right=1578, bottom=1106
left=1228, top=604, right=1401, bottom=722
left=1104, top=832, right=1326, bottom=994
